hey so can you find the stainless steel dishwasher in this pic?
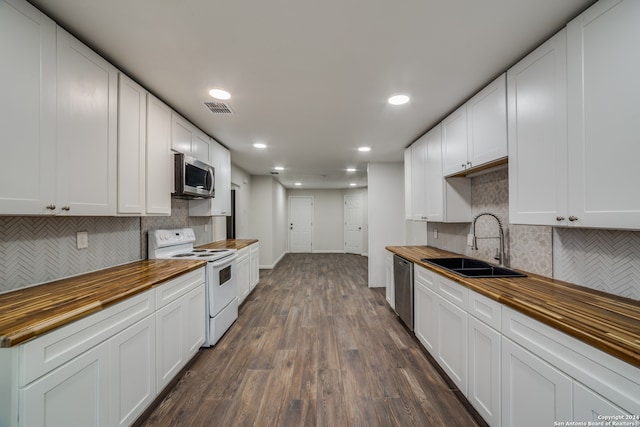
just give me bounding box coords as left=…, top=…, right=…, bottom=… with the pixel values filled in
left=393, top=254, right=414, bottom=330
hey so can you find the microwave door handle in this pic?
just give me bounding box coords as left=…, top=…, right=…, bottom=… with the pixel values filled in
left=208, top=167, right=215, bottom=197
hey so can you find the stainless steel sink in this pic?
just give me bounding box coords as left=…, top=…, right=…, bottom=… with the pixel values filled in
left=420, top=257, right=527, bottom=278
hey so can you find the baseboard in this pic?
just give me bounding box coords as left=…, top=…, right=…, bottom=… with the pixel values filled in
left=259, top=251, right=286, bottom=269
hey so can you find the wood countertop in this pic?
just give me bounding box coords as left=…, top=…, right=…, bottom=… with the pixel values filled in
left=0, top=259, right=206, bottom=348
left=196, top=238, right=258, bottom=251
left=386, top=245, right=640, bottom=369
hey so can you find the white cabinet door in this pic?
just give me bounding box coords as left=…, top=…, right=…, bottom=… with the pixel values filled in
left=467, top=73, right=508, bottom=169
left=0, top=0, right=56, bottom=215
left=156, top=297, right=186, bottom=392
left=436, top=294, right=468, bottom=394
left=385, top=250, right=394, bottom=309
left=110, top=315, right=156, bottom=427
left=573, top=381, right=629, bottom=422
left=56, top=27, right=117, bottom=216
left=404, top=147, right=413, bottom=220
left=117, top=73, right=147, bottom=215
left=250, top=243, right=260, bottom=290
left=171, top=112, right=194, bottom=155
left=567, top=0, right=640, bottom=230
left=20, top=341, right=110, bottom=427
left=442, top=105, right=468, bottom=176
left=237, top=248, right=251, bottom=304
left=468, top=316, right=501, bottom=427
left=508, top=29, right=568, bottom=226
left=184, top=286, right=206, bottom=358
left=424, top=125, right=444, bottom=222
left=410, top=135, right=428, bottom=221
left=192, top=129, right=210, bottom=163
left=146, top=94, right=173, bottom=215
left=501, top=337, right=572, bottom=427
left=413, top=273, right=438, bottom=354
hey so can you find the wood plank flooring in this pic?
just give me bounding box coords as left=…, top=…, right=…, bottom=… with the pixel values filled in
left=140, top=253, right=483, bottom=427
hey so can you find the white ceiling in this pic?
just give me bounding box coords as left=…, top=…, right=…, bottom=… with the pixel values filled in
left=29, top=0, right=594, bottom=189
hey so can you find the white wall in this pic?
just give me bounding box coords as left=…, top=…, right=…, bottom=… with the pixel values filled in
left=286, top=188, right=369, bottom=254
left=368, top=162, right=405, bottom=288
left=250, top=175, right=287, bottom=268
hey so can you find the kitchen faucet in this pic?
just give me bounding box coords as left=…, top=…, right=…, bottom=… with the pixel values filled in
left=471, top=212, right=506, bottom=267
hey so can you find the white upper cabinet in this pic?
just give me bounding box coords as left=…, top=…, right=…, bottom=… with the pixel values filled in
left=410, top=134, right=428, bottom=221
left=404, top=147, right=413, bottom=220
left=189, top=138, right=232, bottom=216
left=117, top=73, right=147, bottom=215
left=566, top=0, right=640, bottom=230
left=56, top=27, right=118, bottom=216
left=146, top=94, right=173, bottom=215
left=508, top=30, right=568, bottom=226
left=0, top=0, right=56, bottom=215
left=171, top=112, right=210, bottom=164
left=443, top=74, right=508, bottom=177
left=442, top=105, right=469, bottom=176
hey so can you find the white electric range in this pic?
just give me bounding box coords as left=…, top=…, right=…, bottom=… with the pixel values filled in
left=148, top=228, right=238, bottom=347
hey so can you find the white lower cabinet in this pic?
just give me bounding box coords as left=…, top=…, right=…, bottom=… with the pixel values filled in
left=413, top=266, right=439, bottom=354
left=237, top=246, right=251, bottom=304
left=20, top=341, right=111, bottom=427
left=250, top=243, right=260, bottom=291
left=110, top=315, right=156, bottom=427
left=501, top=337, right=572, bottom=427
left=573, top=381, right=629, bottom=421
left=468, top=316, right=501, bottom=427
left=0, top=268, right=205, bottom=427
left=435, top=294, right=468, bottom=394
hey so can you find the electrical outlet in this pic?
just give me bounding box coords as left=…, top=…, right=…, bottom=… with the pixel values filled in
left=77, top=231, right=88, bottom=249
left=467, top=233, right=475, bottom=247
left=433, top=229, right=438, bottom=239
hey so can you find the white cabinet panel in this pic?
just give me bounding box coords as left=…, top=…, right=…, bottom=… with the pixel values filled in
left=508, top=29, right=568, bottom=226
left=436, top=295, right=468, bottom=394
left=404, top=147, right=413, bottom=220
left=117, top=73, right=147, bottom=215
left=20, top=341, right=110, bottom=427
left=442, top=105, right=468, bottom=176
left=156, top=298, right=185, bottom=392
left=250, top=243, right=260, bottom=290
left=237, top=247, right=251, bottom=304
left=184, top=286, right=206, bottom=358
left=171, top=112, right=210, bottom=163
left=110, top=315, right=156, bottom=427
left=501, top=337, right=572, bottom=427
left=0, top=0, right=56, bottom=215
left=573, top=381, right=629, bottom=422
left=189, top=139, right=232, bottom=216
left=468, top=316, right=501, bottom=427
left=566, top=0, right=640, bottom=230
left=56, top=27, right=117, bottom=216
left=146, top=94, right=173, bottom=215
left=467, top=73, right=508, bottom=168
left=410, top=135, right=428, bottom=221
left=413, top=270, right=437, bottom=354
left=385, top=250, right=395, bottom=309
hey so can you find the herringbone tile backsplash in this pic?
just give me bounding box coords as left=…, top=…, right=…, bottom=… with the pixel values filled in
left=553, top=228, right=640, bottom=300
left=0, top=216, right=141, bottom=293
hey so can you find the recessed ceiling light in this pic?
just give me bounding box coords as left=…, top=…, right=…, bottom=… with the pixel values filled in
left=253, top=143, right=267, bottom=149
left=274, top=166, right=284, bottom=171
left=294, top=182, right=302, bottom=186
left=346, top=168, right=357, bottom=172
left=209, top=88, right=231, bottom=100
left=358, top=146, right=371, bottom=152
left=388, top=94, right=410, bottom=105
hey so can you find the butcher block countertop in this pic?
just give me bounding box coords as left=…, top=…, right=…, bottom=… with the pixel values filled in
left=387, top=245, right=640, bottom=369
left=196, top=238, right=258, bottom=251
left=0, top=259, right=205, bottom=348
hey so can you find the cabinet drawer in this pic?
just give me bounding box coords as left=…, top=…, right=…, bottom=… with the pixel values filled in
left=19, top=289, right=154, bottom=386
left=237, top=246, right=250, bottom=262
left=468, top=289, right=501, bottom=331
left=414, top=265, right=438, bottom=292
left=155, top=267, right=205, bottom=309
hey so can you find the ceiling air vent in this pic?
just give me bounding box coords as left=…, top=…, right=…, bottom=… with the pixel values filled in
left=204, top=101, right=234, bottom=114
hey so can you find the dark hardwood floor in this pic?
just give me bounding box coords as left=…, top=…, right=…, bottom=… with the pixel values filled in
left=141, top=253, right=483, bottom=427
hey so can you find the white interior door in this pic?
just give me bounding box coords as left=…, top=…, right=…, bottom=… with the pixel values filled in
left=344, top=194, right=363, bottom=254
left=289, top=196, right=313, bottom=253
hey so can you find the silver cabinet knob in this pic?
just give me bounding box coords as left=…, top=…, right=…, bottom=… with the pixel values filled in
left=568, top=216, right=578, bottom=222
left=461, top=163, right=466, bottom=168
left=556, top=216, right=565, bottom=221
left=46, top=204, right=56, bottom=210
left=61, top=206, right=70, bottom=211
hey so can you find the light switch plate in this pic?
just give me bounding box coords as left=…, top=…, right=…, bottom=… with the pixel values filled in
left=77, top=231, right=88, bottom=249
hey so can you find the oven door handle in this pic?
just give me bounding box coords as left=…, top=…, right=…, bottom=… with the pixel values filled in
left=210, top=254, right=237, bottom=268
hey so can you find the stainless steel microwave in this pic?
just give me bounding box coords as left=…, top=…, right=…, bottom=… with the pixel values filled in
left=173, top=153, right=215, bottom=199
